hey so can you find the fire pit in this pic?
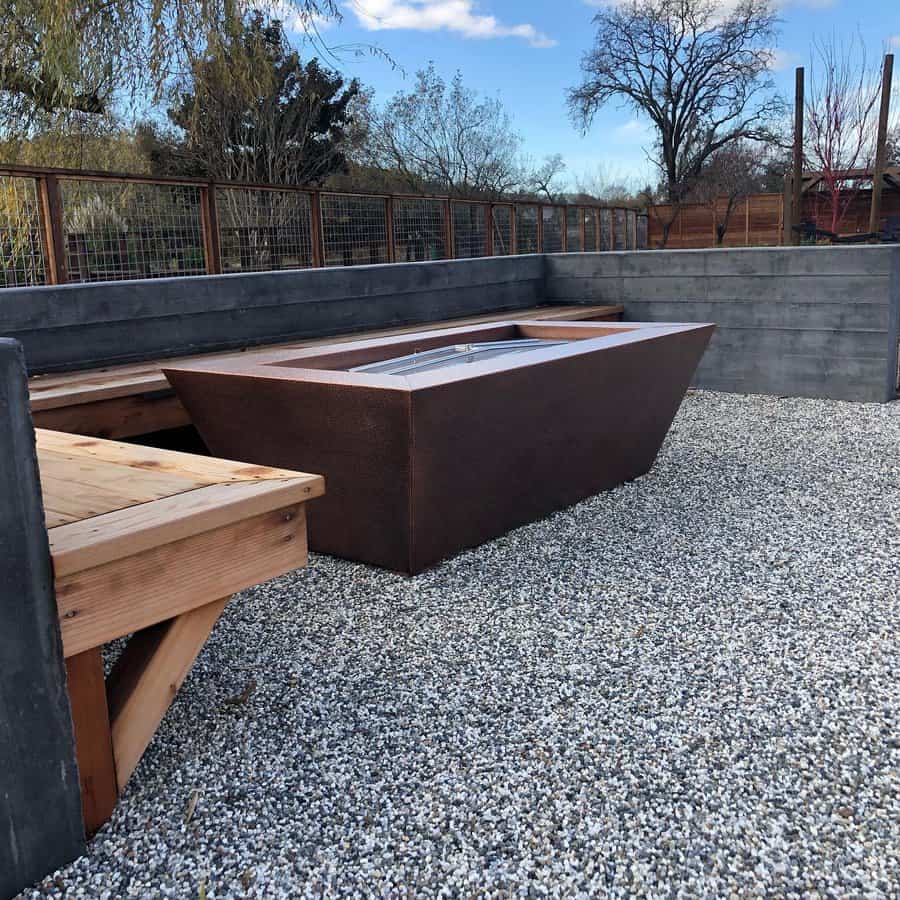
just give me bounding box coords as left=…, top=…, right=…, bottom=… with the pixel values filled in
left=165, top=320, right=714, bottom=574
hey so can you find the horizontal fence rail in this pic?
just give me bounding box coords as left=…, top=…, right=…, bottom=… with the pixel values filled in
left=0, top=165, right=647, bottom=289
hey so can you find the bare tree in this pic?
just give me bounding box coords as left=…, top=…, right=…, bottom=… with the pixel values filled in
left=569, top=0, right=784, bottom=246
left=361, top=64, right=526, bottom=199
left=522, top=154, right=568, bottom=202
left=804, top=34, right=883, bottom=234
left=687, top=141, right=770, bottom=243
left=888, top=126, right=900, bottom=166
left=572, top=163, right=646, bottom=204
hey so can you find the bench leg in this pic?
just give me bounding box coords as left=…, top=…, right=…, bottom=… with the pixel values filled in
left=65, top=648, right=118, bottom=835
left=106, top=597, right=230, bottom=790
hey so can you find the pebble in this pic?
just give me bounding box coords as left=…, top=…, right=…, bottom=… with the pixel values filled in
left=22, top=391, right=900, bottom=898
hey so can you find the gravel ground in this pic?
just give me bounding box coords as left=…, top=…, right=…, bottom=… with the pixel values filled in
left=24, top=391, right=900, bottom=899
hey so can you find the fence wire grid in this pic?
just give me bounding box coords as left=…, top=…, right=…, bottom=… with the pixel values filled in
left=61, top=179, right=206, bottom=282
left=321, top=194, right=389, bottom=267
left=542, top=207, right=564, bottom=253
left=0, top=167, right=648, bottom=289
left=0, top=176, right=46, bottom=287
left=218, top=188, right=314, bottom=273
left=393, top=198, right=446, bottom=262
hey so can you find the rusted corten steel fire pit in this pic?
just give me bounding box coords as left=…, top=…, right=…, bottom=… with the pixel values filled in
left=165, top=320, right=714, bottom=574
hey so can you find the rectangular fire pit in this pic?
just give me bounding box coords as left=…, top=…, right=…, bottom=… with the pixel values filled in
left=165, top=320, right=714, bottom=574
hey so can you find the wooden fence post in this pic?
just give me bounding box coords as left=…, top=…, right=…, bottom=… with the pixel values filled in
left=200, top=183, right=222, bottom=275
left=485, top=204, right=494, bottom=256
left=0, top=339, right=86, bottom=897
left=869, top=54, right=894, bottom=236
left=791, top=67, right=805, bottom=246
left=782, top=175, right=793, bottom=246
left=310, top=192, right=324, bottom=267
left=36, top=174, right=68, bottom=284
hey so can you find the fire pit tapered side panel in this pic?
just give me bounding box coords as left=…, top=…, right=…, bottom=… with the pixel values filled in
left=406, top=326, right=713, bottom=573
left=165, top=320, right=714, bottom=575
left=164, top=371, right=415, bottom=572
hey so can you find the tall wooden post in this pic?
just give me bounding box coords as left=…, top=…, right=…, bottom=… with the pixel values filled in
left=310, top=191, right=324, bottom=267
left=485, top=204, right=494, bottom=256
left=37, top=174, right=68, bottom=284
left=791, top=67, right=805, bottom=245
left=868, top=54, right=894, bottom=237
left=782, top=174, right=793, bottom=245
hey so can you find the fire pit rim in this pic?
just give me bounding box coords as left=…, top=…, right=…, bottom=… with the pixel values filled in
left=163, top=320, right=715, bottom=393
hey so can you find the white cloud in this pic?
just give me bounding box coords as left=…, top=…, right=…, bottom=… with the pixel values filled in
left=259, top=0, right=335, bottom=33
left=613, top=118, right=654, bottom=144
left=890, top=36, right=900, bottom=49
left=767, top=48, right=795, bottom=71
left=348, top=0, right=557, bottom=48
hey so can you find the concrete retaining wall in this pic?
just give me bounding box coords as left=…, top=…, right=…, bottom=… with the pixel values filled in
left=545, top=246, right=900, bottom=402
left=0, top=255, right=545, bottom=373
left=2, top=246, right=899, bottom=401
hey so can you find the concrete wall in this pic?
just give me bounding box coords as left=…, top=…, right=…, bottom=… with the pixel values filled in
left=0, top=339, right=85, bottom=897
left=0, top=255, right=545, bottom=373
left=545, top=246, right=900, bottom=402
left=2, top=246, right=899, bottom=401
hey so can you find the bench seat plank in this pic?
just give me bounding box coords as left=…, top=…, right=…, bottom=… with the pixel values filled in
left=37, top=429, right=324, bottom=834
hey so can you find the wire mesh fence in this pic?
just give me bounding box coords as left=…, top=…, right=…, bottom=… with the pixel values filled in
left=542, top=207, right=564, bottom=253
left=515, top=205, right=539, bottom=254
left=452, top=202, right=488, bottom=259
left=321, top=194, right=389, bottom=267
left=613, top=208, right=628, bottom=251
left=565, top=207, right=582, bottom=253
left=217, top=187, right=314, bottom=272
left=0, top=166, right=649, bottom=289
left=492, top=205, right=514, bottom=256
left=583, top=209, right=598, bottom=252
left=0, top=175, right=47, bottom=288
left=61, top=179, right=206, bottom=282
left=393, top=198, right=447, bottom=262
left=599, top=209, right=612, bottom=251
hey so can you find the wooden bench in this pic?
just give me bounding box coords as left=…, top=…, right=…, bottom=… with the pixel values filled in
left=29, top=304, right=623, bottom=439
left=38, top=429, right=324, bottom=833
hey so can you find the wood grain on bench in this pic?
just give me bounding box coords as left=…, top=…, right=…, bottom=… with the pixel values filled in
left=38, top=429, right=324, bottom=832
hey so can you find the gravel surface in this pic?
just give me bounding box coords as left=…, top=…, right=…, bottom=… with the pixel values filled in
left=25, top=391, right=900, bottom=898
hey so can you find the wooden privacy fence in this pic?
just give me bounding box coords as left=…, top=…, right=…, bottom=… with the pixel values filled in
left=648, top=188, right=900, bottom=249
left=648, top=194, right=785, bottom=249
left=0, top=165, right=648, bottom=288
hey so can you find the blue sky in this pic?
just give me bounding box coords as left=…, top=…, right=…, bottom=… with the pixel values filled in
left=293, top=0, right=900, bottom=189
